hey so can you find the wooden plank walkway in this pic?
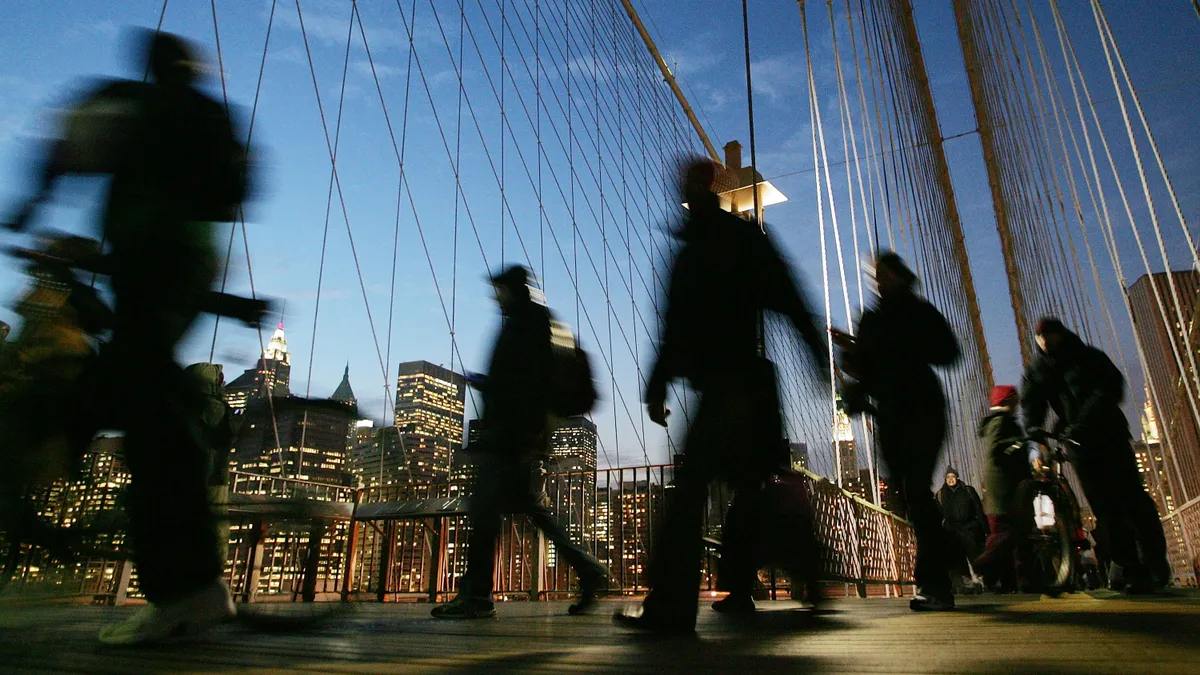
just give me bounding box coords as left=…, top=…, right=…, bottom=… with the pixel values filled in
left=1, top=592, right=1198, bottom=674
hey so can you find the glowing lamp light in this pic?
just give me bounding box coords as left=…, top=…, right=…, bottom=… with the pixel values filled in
left=718, top=180, right=788, bottom=214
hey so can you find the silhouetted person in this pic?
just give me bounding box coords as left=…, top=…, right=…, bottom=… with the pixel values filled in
left=4, top=30, right=252, bottom=644
left=834, top=252, right=959, bottom=611
left=1022, top=317, right=1170, bottom=593
left=973, top=385, right=1032, bottom=592
left=936, top=466, right=987, bottom=590
left=432, top=266, right=606, bottom=619
left=614, top=158, right=828, bottom=634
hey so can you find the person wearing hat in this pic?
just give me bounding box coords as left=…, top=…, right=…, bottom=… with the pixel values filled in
left=832, top=251, right=960, bottom=611
left=936, top=465, right=988, bottom=592
left=431, top=265, right=607, bottom=620
left=1022, top=316, right=1170, bottom=593
left=972, top=385, right=1032, bottom=592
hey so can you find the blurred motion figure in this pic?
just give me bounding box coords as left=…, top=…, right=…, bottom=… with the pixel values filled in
left=4, top=29, right=257, bottom=644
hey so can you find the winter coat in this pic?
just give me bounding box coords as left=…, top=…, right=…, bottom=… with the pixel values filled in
left=937, top=481, right=987, bottom=536
left=186, top=362, right=237, bottom=486
left=847, top=292, right=959, bottom=430
left=645, top=204, right=827, bottom=403
left=1020, top=330, right=1130, bottom=446
left=479, top=289, right=554, bottom=451
left=979, top=408, right=1027, bottom=515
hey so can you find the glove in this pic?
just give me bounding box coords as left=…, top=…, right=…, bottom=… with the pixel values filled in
left=647, top=398, right=669, bottom=428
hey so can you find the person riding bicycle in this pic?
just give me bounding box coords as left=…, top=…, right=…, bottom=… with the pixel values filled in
left=1021, top=317, right=1171, bottom=593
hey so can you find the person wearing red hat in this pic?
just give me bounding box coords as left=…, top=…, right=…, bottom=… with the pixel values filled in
left=973, top=385, right=1031, bottom=592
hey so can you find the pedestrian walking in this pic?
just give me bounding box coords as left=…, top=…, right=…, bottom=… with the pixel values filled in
left=972, top=385, right=1033, bottom=592
left=4, top=29, right=257, bottom=644
left=431, top=266, right=607, bottom=619
left=936, top=467, right=987, bottom=591
left=613, top=158, right=828, bottom=634
left=833, top=251, right=960, bottom=611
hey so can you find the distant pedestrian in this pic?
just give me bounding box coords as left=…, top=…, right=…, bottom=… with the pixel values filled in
left=833, top=251, right=960, bottom=611
left=972, top=385, right=1032, bottom=592
left=614, top=158, right=828, bottom=634
left=431, top=266, right=607, bottom=619
left=936, top=467, right=987, bottom=590
left=1022, top=317, right=1170, bottom=593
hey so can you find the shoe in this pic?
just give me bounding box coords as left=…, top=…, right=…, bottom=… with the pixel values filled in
left=568, top=565, right=608, bottom=616
left=98, top=578, right=235, bottom=646
left=430, top=596, right=496, bottom=619
left=612, top=607, right=695, bottom=635
left=711, top=594, right=756, bottom=614
left=909, top=592, right=955, bottom=612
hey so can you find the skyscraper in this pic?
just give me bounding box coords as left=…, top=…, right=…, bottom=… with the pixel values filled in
left=548, top=416, right=599, bottom=472
left=394, top=361, right=466, bottom=458
left=225, top=323, right=292, bottom=410
left=833, top=405, right=859, bottom=491
left=1129, top=271, right=1200, bottom=504
left=233, top=395, right=357, bottom=486
left=330, top=364, right=356, bottom=407
left=788, top=441, right=810, bottom=472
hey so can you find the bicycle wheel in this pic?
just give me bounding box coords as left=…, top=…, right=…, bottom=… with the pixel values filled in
left=1029, top=489, right=1075, bottom=592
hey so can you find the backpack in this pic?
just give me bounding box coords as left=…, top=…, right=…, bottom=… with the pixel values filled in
left=549, top=320, right=597, bottom=417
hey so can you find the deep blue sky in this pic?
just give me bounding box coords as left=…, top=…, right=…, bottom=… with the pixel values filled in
left=2, top=0, right=1198, bottom=470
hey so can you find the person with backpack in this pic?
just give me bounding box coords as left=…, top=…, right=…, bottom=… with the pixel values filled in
left=431, top=265, right=607, bottom=619
left=972, top=385, right=1032, bottom=593
left=613, top=158, right=829, bottom=634
left=4, top=30, right=257, bottom=644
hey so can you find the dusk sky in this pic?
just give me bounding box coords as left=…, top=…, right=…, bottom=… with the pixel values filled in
left=2, top=0, right=1198, bottom=471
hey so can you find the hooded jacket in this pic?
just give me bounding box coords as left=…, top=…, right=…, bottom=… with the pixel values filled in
left=978, top=407, right=1026, bottom=515
left=937, top=476, right=987, bottom=534
left=1020, top=328, right=1129, bottom=445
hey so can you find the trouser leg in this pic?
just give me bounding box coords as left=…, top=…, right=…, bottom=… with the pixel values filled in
left=120, top=357, right=221, bottom=603
left=460, top=456, right=504, bottom=601
left=884, top=421, right=951, bottom=596
left=643, top=457, right=711, bottom=621
left=718, top=483, right=765, bottom=597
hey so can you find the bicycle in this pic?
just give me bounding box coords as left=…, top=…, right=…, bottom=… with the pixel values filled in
left=1017, top=434, right=1092, bottom=594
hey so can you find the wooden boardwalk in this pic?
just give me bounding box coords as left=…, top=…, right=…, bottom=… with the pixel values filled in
left=1, top=592, right=1198, bottom=674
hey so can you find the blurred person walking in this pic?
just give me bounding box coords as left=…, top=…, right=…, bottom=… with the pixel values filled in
left=614, top=158, right=828, bottom=634
left=833, top=252, right=960, bottom=611
left=5, top=29, right=256, bottom=644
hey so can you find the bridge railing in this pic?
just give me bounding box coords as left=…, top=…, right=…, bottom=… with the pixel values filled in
left=3, top=465, right=916, bottom=603
left=343, top=465, right=916, bottom=602
left=1162, top=496, right=1200, bottom=588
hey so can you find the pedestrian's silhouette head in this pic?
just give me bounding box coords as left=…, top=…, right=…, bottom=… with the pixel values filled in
left=678, top=157, right=719, bottom=214
left=1035, top=316, right=1069, bottom=354
left=132, top=29, right=202, bottom=86
left=872, top=251, right=916, bottom=298
left=489, top=265, right=538, bottom=314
